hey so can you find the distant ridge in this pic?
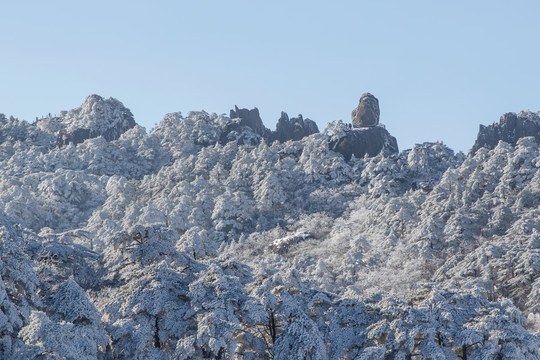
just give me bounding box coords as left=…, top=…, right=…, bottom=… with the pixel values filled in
left=472, top=110, right=540, bottom=153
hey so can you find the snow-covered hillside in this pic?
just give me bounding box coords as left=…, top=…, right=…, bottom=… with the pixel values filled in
left=0, top=95, right=539, bottom=359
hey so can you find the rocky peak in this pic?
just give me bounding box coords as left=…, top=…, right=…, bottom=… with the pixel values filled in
left=472, top=110, right=540, bottom=154
left=352, top=93, right=380, bottom=127
left=330, top=94, right=397, bottom=160
left=57, top=95, right=136, bottom=146
left=229, top=105, right=266, bottom=137
left=273, top=111, right=319, bottom=143
left=330, top=126, right=398, bottom=160
left=227, top=106, right=319, bottom=144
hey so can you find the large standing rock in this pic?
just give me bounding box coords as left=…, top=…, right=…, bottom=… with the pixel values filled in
left=330, top=127, right=398, bottom=160
left=352, top=93, right=380, bottom=128
left=57, top=95, right=136, bottom=146
left=272, top=112, right=319, bottom=142
left=472, top=110, right=540, bottom=153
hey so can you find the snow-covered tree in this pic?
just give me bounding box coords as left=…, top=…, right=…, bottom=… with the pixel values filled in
left=96, top=225, right=204, bottom=359
left=3, top=96, right=540, bottom=358
left=187, top=260, right=263, bottom=359
left=18, top=277, right=107, bottom=359
left=0, top=220, right=42, bottom=358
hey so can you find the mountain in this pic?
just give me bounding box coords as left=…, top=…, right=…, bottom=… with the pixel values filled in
left=0, top=95, right=539, bottom=359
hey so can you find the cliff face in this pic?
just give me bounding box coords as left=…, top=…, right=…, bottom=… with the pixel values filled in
left=472, top=111, right=540, bottom=153
left=272, top=112, right=319, bottom=143
left=229, top=106, right=267, bottom=138
left=329, top=126, right=399, bottom=160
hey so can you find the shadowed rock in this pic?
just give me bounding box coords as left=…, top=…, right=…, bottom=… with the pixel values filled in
left=229, top=106, right=266, bottom=137
left=352, top=93, right=380, bottom=128
left=472, top=111, right=540, bottom=153
left=273, top=112, right=319, bottom=142
left=228, top=106, right=319, bottom=144
left=330, top=127, right=398, bottom=160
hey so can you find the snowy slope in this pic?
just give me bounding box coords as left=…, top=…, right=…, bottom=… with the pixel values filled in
left=0, top=96, right=539, bottom=359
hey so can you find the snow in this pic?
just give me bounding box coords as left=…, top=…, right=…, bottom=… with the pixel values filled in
left=0, top=95, right=539, bottom=358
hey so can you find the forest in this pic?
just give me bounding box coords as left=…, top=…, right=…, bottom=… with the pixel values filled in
left=0, top=95, right=539, bottom=359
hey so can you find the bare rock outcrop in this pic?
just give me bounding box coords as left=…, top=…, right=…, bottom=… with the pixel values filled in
left=331, top=94, right=397, bottom=160
left=228, top=106, right=319, bottom=144
left=352, top=93, right=380, bottom=128
left=472, top=111, right=540, bottom=153
left=330, top=126, right=398, bottom=160
left=272, top=112, right=319, bottom=143
left=229, top=105, right=267, bottom=137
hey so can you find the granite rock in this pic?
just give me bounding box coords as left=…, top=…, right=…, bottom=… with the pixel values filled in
left=227, top=107, right=319, bottom=144
left=472, top=111, right=540, bottom=153
left=229, top=106, right=266, bottom=137
left=272, top=112, right=319, bottom=142
left=352, top=93, right=380, bottom=128
left=330, top=126, right=398, bottom=160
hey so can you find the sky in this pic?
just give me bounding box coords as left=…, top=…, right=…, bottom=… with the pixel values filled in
left=2, top=1, right=540, bottom=153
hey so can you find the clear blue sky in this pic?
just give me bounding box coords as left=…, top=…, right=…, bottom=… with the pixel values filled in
left=2, top=1, right=540, bottom=152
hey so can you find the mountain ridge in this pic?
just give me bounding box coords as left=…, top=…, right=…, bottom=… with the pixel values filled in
left=0, top=95, right=539, bottom=358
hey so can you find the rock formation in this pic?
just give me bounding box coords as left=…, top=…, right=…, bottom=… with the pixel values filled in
left=229, top=105, right=267, bottom=137
left=272, top=112, right=319, bottom=143
left=330, top=126, right=398, bottom=161
left=57, top=95, right=136, bottom=146
left=228, top=106, right=319, bottom=144
left=472, top=110, right=540, bottom=153
left=352, top=93, right=380, bottom=127
left=330, top=94, right=397, bottom=160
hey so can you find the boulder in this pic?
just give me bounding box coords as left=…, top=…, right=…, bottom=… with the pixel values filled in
left=57, top=95, right=136, bottom=146
left=330, top=127, right=398, bottom=160
left=272, top=112, right=319, bottom=142
left=352, top=93, right=380, bottom=128
left=472, top=111, right=540, bottom=153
